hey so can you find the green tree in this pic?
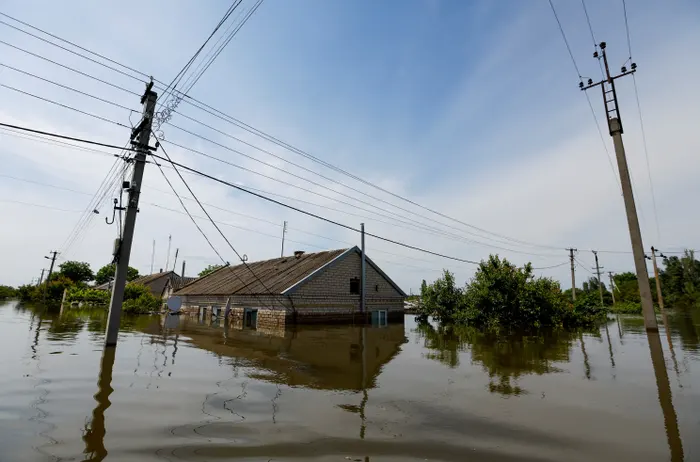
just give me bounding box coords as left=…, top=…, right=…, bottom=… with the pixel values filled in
left=419, top=270, right=464, bottom=323
left=0, top=285, right=17, bottom=299
left=660, top=250, right=700, bottom=305
left=58, top=261, right=94, bottom=283
left=199, top=264, right=223, bottom=277
left=94, top=264, right=139, bottom=285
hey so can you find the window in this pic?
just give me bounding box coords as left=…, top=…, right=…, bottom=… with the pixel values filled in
left=371, top=310, right=388, bottom=327
left=350, top=277, right=360, bottom=294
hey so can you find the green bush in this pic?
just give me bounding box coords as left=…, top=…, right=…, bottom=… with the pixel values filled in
left=609, top=301, right=642, bottom=314
left=0, top=285, right=17, bottom=299
left=419, top=255, right=606, bottom=330
left=122, top=284, right=162, bottom=314
left=66, top=287, right=110, bottom=306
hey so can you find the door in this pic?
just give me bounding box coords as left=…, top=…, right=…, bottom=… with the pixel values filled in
left=244, top=308, right=258, bottom=329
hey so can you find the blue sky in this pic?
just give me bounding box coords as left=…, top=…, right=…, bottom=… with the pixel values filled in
left=1, top=0, right=699, bottom=292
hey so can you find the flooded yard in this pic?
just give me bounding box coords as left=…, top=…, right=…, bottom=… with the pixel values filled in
left=1, top=301, right=698, bottom=461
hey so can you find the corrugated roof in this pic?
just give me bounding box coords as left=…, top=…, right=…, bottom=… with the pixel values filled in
left=174, top=248, right=349, bottom=296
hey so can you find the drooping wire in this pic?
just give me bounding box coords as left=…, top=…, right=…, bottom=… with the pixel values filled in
left=0, top=12, right=568, bottom=254
left=621, top=0, right=661, bottom=244
left=547, top=0, right=621, bottom=192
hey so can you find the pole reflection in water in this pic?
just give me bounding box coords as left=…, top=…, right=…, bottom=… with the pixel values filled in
left=360, top=326, right=367, bottom=440
left=604, top=322, right=616, bottom=369
left=646, top=330, right=684, bottom=461
left=81, top=346, right=116, bottom=462
left=661, top=311, right=682, bottom=383
left=579, top=333, right=591, bottom=380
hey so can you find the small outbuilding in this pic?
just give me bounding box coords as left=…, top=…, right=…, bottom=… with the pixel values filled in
left=174, top=247, right=406, bottom=329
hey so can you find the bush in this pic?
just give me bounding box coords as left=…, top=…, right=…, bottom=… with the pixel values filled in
left=66, top=287, right=110, bottom=306
left=122, top=284, right=162, bottom=314
left=419, top=255, right=606, bottom=330
left=609, top=301, right=642, bottom=314
left=0, top=285, right=17, bottom=299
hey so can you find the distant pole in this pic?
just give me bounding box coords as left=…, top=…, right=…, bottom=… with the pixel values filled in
left=38, top=268, right=46, bottom=285
left=165, top=234, right=172, bottom=272
left=360, top=223, right=366, bottom=315
left=568, top=248, right=577, bottom=301
left=280, top=221, right=287, bottom=257
left=44, top=251, right=58, bottom=282
left=105, top=82, right=157, bottom=347
left=150, top=239, right=155, bottom=274
left=172, top=248, right=179, bottom=272
left=581, top=41, right=657, bottom=330
left=592, top=250, right=604, bottom=306
left=181, top=260, right=186, bottom=278
left=608, top=272, right=616, bottom=305
left=651, top=246, right=665, bottom=313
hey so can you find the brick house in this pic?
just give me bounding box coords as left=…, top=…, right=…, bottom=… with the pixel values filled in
left=174, top=247, right=406, bottom=329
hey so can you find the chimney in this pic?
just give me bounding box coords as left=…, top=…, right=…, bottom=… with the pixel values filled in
left=294, top=250, right=305, bottom=259
left=159, top=268, right=163, bottom=273
left=181, top=260, right=186, bottom=278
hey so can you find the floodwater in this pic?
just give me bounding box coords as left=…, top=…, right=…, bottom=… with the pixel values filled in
left=1, top=302, right=698, bottom=462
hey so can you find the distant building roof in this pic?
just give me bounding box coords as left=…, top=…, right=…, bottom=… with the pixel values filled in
left=174, top=247, right=406, bottom=297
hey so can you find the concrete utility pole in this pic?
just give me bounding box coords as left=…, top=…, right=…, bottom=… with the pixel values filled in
left=568, top=248, right=577, bottom=301
left=360, top=223, right=366, bottom=315
left=651, top=246, right=665, bottom=313
left=581, top=42, right=657, bottom=330
left=280, top=221, right=287, bottom=257
left=181, top=260, right=186, bottom=278
left=592, top=250, right=605, bottom=306
left=150, top=239, right=155, bottom=274
left=608, top=272, right=616, bottom=305
left=105, top=83, right=157, bottom=347
left=38, top=268, right=46, bottom=285
left=44, top=251, right=58, bottom=283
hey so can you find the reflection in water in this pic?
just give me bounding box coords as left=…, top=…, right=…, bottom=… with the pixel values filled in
left=4, top=304, right=698, bottom=462
left=646, top=330, right=684, bottom=461
left=82, top=346, right=115, bottom=462
left=417, top=324, right=578, bottom=396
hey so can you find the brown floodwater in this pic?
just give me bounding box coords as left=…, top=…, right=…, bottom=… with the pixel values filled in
left=1, top=301, right=698, bottom=461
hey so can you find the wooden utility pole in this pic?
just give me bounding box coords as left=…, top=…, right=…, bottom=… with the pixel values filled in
left=581, top=42, right=657, bottom=330
left=44, top=251, right=58, bottom=283
left=105, top=82, right=157, bottom=347
left=150, top=239, right=156, bottom=274
left=280, top=221, right=287, bottom=257
left=38, top=268, right=47, bottom=285
left=651, top=246, right=665, bottom=313
left=592, top=250, right=604, bottom=306
left=608, top=271, right=616, bottom=305
left=568, top=248, right=577, bottom=301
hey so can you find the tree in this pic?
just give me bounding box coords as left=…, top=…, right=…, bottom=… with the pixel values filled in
left=660, top=250, right=700, bottom=306
left=58, top=261, right=94, bottom=283
left=94, top=264, right=139, bottom=285
left=199, top=264, right=223, bottom=277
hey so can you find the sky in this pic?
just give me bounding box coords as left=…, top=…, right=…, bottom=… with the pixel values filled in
left=0, top=0, right=698, bottom=293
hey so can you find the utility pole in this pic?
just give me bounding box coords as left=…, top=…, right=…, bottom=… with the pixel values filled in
left=568, top=248, right=577, bottom=301
left=592, top=250, right=604, bottom=306
left=105, top=82, right=157, bottom=347
left=172, top=248, right=179, bottom=272
left=360, top=223, right=366, bottom=315
left=280, top=221, right=287, bottom=257
left=581, top=42, right=657, bottom=330
left=38, top=268, right=46, bottom=285
left=44, top=251, right=58, bottom=283
left=150, top=239, right=155, bottom=274
left=650, top=246, right=665, bottom=313
left=608, top=272, right=616, bottom=305
left=165, top=234, right=172, bottom=272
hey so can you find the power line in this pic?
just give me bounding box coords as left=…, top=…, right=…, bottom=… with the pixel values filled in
left=0, top=121, right=136, bottom=153
left=0, top=198, right=82, bottom=213
left=149, top=145, right=482, bottom=265
left=547, top=0, right=621, bottom=192
left=0, top=83, right=129, bottom=128
left=0, top=61, right=139, bottom=113
left=0, top=39, right=140, bottom=96
left=1, top=12, right=566, bottom=253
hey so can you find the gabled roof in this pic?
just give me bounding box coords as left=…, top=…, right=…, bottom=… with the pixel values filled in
left=130, top=271, right=177, bottom=297
left=173, top=247, right=406, bottom=297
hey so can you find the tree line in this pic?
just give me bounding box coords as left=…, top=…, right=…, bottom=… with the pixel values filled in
left=416, top=250, right=700, bottom=330
left=5, top=260, right=160, bottom=313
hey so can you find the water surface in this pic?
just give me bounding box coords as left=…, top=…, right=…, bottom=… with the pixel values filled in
left=1, top=301, right=698, bottom=461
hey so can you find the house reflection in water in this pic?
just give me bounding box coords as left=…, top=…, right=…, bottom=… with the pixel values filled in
left=172, top=315, right=408, bottom=391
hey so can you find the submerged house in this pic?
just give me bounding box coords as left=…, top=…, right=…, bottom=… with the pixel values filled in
left=96, top=271, right=196, bottom=301
left=174, top=247, right=406, bottom=328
